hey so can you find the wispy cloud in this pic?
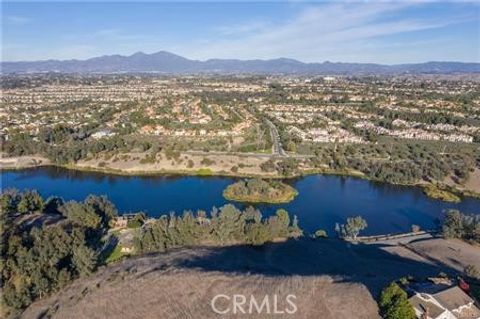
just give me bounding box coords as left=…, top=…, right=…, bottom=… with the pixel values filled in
left=2, top=2, right=477, bottom=63
left=215, top=21, right=269, bottom=36
left=182, top=3, right=476, bottom=63
left=5, top=15, right=31, bottom=26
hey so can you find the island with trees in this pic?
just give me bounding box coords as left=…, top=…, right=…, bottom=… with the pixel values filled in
left=222, top=178, right=298, bottom=204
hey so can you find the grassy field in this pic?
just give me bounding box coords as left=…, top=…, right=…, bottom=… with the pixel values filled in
left=21, top=237, right=480, bottom=319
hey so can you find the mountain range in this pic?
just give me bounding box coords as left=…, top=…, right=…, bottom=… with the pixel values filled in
left=2, top=51, right=480, bottom=74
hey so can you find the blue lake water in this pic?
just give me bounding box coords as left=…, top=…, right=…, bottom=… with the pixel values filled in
left=2, top=167, right=479, bottom=235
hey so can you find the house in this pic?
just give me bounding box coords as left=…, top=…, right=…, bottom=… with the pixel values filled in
left=112, top=214, right=140, bottom=229
left=113, top=216, right=128, bottom=229
left=409, top=285, right=480, bottom=319
left=91, top=129, right=115, bottom=139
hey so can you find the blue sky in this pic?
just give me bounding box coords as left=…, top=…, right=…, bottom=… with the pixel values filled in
left=2, top=1, right=480, bottom=63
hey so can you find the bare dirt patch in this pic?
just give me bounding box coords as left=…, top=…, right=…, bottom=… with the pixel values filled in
left=0, top=154, right=50, bottom=169
left=404, top=238, right=480, bottom=271
left=76, top=151, right=277, bottom=177
left=464, top=168, right=480, bottom=194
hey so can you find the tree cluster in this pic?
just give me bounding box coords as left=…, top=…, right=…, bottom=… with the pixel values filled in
left=135, top=205, right=302, bottom=253
left=442, top=210, right=480, bottom=244
left=308, top=140, right=479, bottom=184
left=335, top=216, right=368, bottom=240
left=0, top=190, right=117, bottom=313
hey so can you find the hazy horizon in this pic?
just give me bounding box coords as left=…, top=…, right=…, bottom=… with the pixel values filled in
left=3, top=49, right=480, bottom=65
left=3, top=1, right=480, bottom=64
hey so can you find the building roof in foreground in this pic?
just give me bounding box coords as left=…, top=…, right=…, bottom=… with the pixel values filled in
left=409, top=294, right=445, bottom=319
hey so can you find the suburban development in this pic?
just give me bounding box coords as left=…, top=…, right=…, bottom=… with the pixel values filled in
left=1, top=1, right=480, bottom=319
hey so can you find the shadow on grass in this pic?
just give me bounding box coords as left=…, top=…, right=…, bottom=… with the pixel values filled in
left=173, top=238, right=457, bottom=298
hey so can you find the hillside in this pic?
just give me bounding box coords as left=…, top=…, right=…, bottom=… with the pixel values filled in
left=19, top=237, right=464, bottom=319
left=2, top=51, right=479, bottom=74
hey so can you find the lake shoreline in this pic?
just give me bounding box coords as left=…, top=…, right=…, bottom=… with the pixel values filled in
left=3, top=164, right=480, bottom=236
left=1, top=155, right=479, bottom=201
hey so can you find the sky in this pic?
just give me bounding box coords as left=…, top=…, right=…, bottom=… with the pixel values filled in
left=2, top=1, right=480, bottom=64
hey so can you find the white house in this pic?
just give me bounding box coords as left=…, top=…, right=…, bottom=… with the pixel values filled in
left=409, top=286, right=480, bottom=319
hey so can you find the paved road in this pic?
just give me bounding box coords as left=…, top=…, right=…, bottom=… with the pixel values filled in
left=265, top=119, right=287, bottom=157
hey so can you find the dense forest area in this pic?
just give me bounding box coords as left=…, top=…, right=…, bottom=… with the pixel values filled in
left=0, top=190, right=117, bottom=313
left=302, top=139, right=480, bottom=185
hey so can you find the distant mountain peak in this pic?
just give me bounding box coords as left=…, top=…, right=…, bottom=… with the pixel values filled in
left=2, top=51, right=479, bottom=74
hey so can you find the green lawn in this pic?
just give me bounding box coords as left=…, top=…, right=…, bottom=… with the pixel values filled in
left=105, top=244, right=125, bottom=264
left=196, top=168, right=213, bottom=176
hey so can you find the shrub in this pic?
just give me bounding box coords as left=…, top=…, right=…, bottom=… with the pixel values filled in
left=314, top=229, right=328, bottom=238
left=200, top=158, right=215, bottom=166
left=260, top=159, right=276, bottom=172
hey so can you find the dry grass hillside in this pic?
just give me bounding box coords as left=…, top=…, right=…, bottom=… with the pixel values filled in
left=20, top=238, right=467, bottom=319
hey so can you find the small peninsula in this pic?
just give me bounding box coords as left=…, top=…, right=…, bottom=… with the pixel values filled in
left=423, top=185, right=461, bottom=203
left=223, top=178, right=298, bottom=203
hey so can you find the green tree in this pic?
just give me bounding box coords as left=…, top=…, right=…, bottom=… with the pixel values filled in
left=286, top=141, right=297, bottom=152
left=379, top=282, right=415, bottom=319
left=442, top=209, right=464, bottom=239
left=72, top=244, right=98, bottom=276
left=345, top=216, right=368, bottom=240
left=84, top=195, right=118, bottom=228
left=59, top=201, right=102, bottom=229
left=276, top=209, right=290, bottom=227
left=211, top=204, right=245, bottom=243
left=17, top=190, right=44, bottom=214
left=245, top=223, right=270, bottom=246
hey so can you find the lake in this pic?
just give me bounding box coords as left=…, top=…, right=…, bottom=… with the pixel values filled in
left=2, top=167, right=479, bottom=235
